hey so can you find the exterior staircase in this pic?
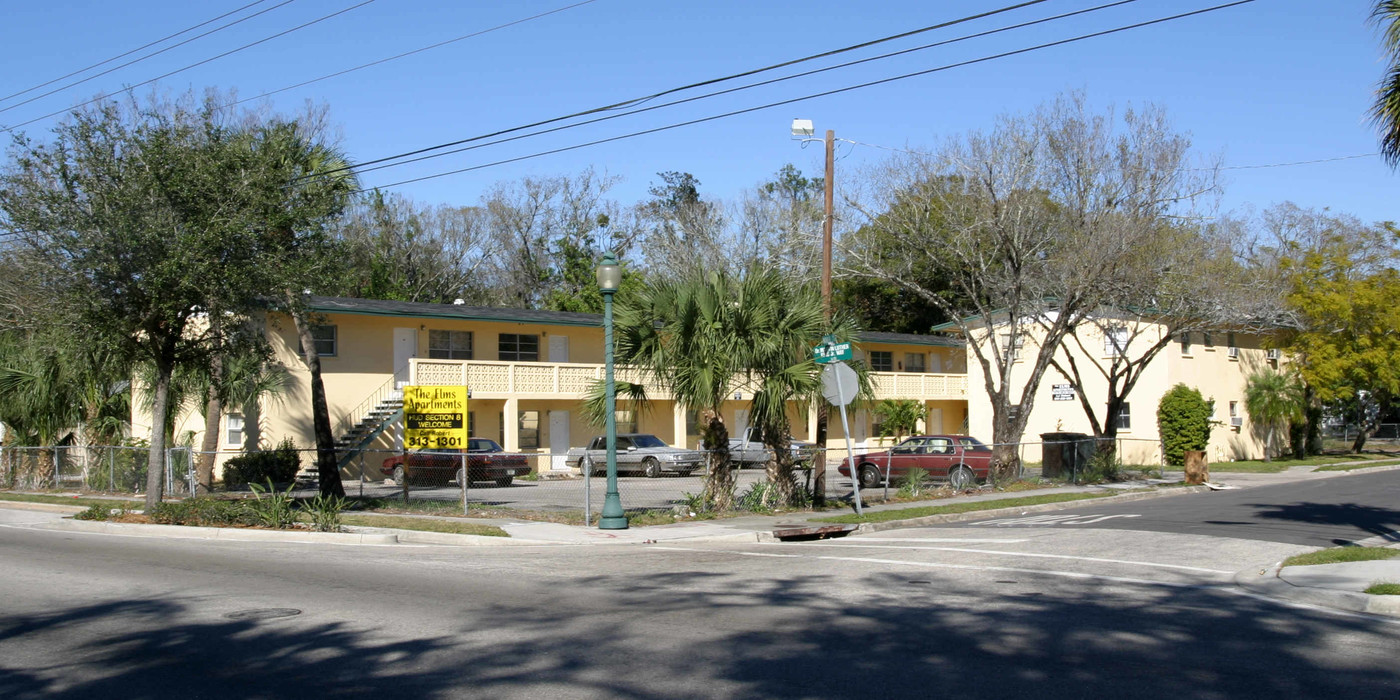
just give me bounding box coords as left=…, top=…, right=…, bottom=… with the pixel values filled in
left=296, top=376, right=408, bottom=483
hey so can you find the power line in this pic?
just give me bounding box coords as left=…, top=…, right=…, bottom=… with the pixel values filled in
left=226, top=0, right=600, bottom=109
left=344, top=0, right=1145, bottom=180
left=354, top=1, right=1254, bottom=193
left=314, top=0, right=1055, bottom=180
left=0, top=0, right=298, bottom=115
left=0, top=0, right=283, bottom=106
left=1217, top=153, right=1380, bottom=170
left=0, top=0, right=379, bottom=135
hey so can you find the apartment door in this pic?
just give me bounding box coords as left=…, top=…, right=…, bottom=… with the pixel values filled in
left=548, top=335, right=569, bottom=363
left=733, top=409, right=750, bottom=439
left=393, top=328, right=417, bottom=387
left=927, top=408, right=944, bottom=435
left=549, top=411, right=570, bottom=471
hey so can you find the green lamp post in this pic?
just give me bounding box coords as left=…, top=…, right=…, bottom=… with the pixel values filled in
left=597, top=252, right=628, bottom=529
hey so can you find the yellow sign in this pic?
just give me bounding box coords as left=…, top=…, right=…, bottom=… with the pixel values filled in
left=403, top=385, right=469, bottom=450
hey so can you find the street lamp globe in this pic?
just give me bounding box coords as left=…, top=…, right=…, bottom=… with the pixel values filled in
left=596, top=252, right=621, bottom=292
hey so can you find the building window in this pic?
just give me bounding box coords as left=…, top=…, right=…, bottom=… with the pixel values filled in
left=499, top=333, right=539, bottom=362
left=1203, top=333, right=1215, bottom=350
left=1104, top=326, right=1128, bottom=357
left=1000, top=334, right=1024, bottom=361
left=1179, top=332, right=1192, bottom=356
left=428, top=330, right=473, bottom=360
left=1227, top=333, right=1239, bottom=359
left=615, top=409, right=637, bottom=434
left=1229, top=401, right=1241, bottom=429
left=226, top=414, right=244, bottom=446
left=467, top=412, right=475, bottom=437
left=1114, top=403, right=1131, bottom=431
left=497, top=410, right=540, bottom=448
left=869, top=351, right=893, bottom=372
left=904, top=353, right=925, bottom=373
left=309, top=325, right=337, bottom=356
left=1007, top=404, right=1020, bottom=423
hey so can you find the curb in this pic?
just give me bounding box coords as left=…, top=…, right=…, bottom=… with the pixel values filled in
left=43, top=518, right=399, bottom=545
left=847, top=485, right=1212, bottom=535
left=0, top=501, right=88, bottom=514
left=1234, top=562, right=1400, bottom=618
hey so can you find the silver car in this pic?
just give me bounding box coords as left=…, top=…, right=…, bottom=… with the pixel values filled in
left=566, top=433, right=705, bottom=478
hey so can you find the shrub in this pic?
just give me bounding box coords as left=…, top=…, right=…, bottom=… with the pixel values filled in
left=1157, top=384, right=1214, bottom=466
left=303, top=493, right=345, bottom=533
left=247, top=480, right=297, bottom=529
left=74, top=504, right=119, bottom=521
left=1077, top=449, right=1121, bottom=484
left=148, top=498, right=251, bottom=527
left=223, top=438, right=301, bottom=489
left=897, top=469, right=933, bottom=498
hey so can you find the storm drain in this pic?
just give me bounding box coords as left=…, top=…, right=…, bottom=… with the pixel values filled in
left=223, top=608, right=302, bottom=621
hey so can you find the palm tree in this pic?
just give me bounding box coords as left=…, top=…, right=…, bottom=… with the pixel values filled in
left=592, top=267, right=863, bottom=511
left=1244, top=369, right=1305, bottom=461
left=1372, top=2, right=1400, bottom=166
left=874, top=399, right=926, bottom=443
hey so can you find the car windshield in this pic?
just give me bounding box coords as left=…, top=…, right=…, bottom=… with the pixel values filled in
left=630, top=435, right=668, bottom=448
left=468, top=439, right=501, bottom=452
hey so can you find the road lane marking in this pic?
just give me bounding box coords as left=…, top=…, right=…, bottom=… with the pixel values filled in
left=846, top=537, right=1030, bottom=544
left=972, top=513, right=1143, bottom=526
left=769, top=542, right=1233, bottom=574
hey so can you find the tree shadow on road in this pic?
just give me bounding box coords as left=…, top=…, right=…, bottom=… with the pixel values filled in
left=0, top=598, right=456, bottom=700
left=1248, top=501, right=1400, bottom=544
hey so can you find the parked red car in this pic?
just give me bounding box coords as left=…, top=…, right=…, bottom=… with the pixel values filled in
left=837, top=435, right=992, bottom=490
left=380, top=438, right=529, bottom=487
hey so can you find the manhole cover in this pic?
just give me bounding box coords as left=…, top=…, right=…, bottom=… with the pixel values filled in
left=223, top=608, right=302, bottom=621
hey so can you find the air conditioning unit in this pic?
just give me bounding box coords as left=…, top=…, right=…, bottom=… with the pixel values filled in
left=1267, top=349, right=1281, bottom=361
left=1230, top=416, right=1243, bottom=428
left=1227, top=346, right=1239, bottom=359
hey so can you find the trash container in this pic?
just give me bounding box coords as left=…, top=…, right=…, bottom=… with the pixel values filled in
left=1039, top=432, right=1095, bottom=478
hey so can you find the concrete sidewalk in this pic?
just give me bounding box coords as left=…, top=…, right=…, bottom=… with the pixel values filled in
left=1235, top=556, right=1400, bottom=617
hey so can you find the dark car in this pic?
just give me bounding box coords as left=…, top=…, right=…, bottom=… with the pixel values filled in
left=837, top=435, right=992, bottom=490
left=381, top=438, right=529, bottom=487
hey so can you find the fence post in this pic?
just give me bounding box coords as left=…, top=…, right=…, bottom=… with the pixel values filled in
left=461, top=453, right=468, bottom=517
left=109, top=448, right=114, bottom=493
left=583, top=460, right=591, bottom=527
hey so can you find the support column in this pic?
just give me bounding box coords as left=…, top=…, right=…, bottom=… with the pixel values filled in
left=806, top=403, right=819, bottom=443
left=503, top=397, right=519, bottom=452
left=672, top=402, right=688, bottom=448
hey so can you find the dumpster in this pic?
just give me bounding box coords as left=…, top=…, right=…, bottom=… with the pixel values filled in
left=1039, top=432, right=1096, bottom=478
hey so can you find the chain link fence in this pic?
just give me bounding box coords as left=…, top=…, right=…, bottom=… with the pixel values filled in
left=0, top=437, right=1169, bottom=520
left=0, top=445, right=194, bottom=494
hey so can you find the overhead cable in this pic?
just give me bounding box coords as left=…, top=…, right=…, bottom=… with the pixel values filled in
left=354, top=0, right=1256, bottom=194
left=0, top=0, right=285, bottom=106
left=0, top=0, right=380, bottom=134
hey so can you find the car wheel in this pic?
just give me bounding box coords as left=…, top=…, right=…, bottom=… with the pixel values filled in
left=949, top=464, right=975, bottom=491
left=858, top=464, right=882, bottom=490
left=642, top=458, right=662, bottom=478
left=494, top=476, right=513, bottom=488
left=455, top=467, right=466, bottom=486
left=392, top=465, right=408, bottom=487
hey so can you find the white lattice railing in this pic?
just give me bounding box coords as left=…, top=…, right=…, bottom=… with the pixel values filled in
left=409, top=359, right=966, bottom=400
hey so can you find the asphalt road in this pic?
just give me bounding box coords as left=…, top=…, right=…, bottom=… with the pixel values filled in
left=2, top=481, right=1398, bottom=699
left=953, top=469, right=1400, bottom=547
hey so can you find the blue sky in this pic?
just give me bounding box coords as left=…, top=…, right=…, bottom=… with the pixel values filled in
left=2, top=0, right=1395, bottom=224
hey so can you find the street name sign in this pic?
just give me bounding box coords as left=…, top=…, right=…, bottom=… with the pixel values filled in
left=403, top=385, right=469, bottom=450
left=813, top=335, right=852, bottom=364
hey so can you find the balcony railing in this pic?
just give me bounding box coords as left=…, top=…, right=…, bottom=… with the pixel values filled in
left=409, top=358, right=967, bottom=401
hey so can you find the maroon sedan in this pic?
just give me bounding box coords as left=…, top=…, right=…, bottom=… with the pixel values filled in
left=381, top=438, right=529, bottom=487
left=837, top=435, right=992, bottom=490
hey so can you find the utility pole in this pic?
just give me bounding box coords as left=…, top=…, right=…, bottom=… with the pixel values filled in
left=814, top=129, right=835, bottom=506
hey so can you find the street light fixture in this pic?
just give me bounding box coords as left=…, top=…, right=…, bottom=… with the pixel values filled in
left=597, top=251, right=628, bottom=530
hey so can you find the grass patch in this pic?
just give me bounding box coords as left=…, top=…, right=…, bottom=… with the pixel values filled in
left=814, top=491, right=1116, bottom=524
left=1314, top=460, right=1400, bottom=472
left=1365, top=582, right=1400, bottom=595
left=1209, top=454, right=1392, bottom=473
left=0, top=492, right=140, bottom=509
left=340, top=514, right=508, bottom=537
left=1281, top=547, right=1400, bottom=568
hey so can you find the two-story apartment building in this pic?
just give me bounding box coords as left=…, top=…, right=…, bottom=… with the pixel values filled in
left=135, top=296, right=971, bottom=480
left=959, top=315, right=1282, bottom=464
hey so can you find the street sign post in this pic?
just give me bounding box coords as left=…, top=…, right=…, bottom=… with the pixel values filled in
left=820, top=362, right=862, bottom=515
left=403, top=385, right=469, bottom=450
